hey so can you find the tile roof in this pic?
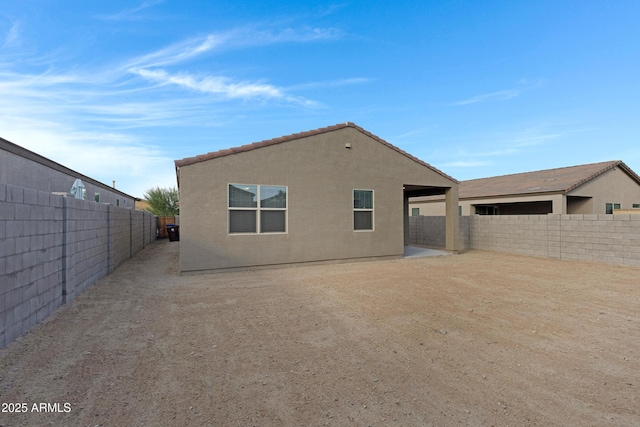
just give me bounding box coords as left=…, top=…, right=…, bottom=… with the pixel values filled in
left=416, top=160, right=640, bottom=201
left=174, top=122, right=458, bottom=184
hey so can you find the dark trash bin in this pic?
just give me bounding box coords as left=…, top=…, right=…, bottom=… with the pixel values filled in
left=166, top=224, right=180, bottom=242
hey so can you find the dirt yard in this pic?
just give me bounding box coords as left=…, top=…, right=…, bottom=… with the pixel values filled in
left=1, top=241, right=639, bottom=426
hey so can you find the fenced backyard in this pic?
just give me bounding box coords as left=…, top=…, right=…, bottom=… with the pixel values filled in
left=0, top=183, right=156, bottom=348
left=0, top=241, right=638, bottom=426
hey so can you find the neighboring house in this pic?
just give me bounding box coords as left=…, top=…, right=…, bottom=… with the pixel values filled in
left=0, top=136, right=137, bottom=207
left=410, top=161, right=640, bottom=216
left=175, top=122, right=460, bottom=272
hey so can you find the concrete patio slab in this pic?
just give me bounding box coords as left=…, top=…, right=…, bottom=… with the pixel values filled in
left=403, top=245, right=450, bottom=258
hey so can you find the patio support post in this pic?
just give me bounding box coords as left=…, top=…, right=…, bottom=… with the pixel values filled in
left=445, top=186, right=460, bottom=253
left=403, top=193, right=410, bottom=245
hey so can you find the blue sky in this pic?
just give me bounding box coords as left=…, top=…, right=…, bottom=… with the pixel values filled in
left=1, top=1, right=639, bottom=198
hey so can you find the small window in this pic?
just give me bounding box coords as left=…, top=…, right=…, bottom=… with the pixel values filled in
left=633, top=204, right=640, bottom=209
left=116, top=198, right=120, bottom=207
left=606, top=202, right=621, bottom=214
left=229, top=184, right=287, bottom=234
left=411, top=208, right=420, bottom=216
left=354, top=190, right=373, bottom=231
left=95, top=193, right=100, bottom=203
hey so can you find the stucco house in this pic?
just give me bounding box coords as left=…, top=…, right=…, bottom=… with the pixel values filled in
left=410, top=161, right=640, bottom=216
left=0, top=136, right=137, bottom=207
left=175, top=122, right=459, bottom=272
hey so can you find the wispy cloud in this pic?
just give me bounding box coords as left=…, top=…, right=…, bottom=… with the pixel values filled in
left=428, top=124, right=576, bottom=174
left=439, top=160, right=492, bottom=168
left=0, top=19, right=346, bottom=195
left=288, top=77, right=373, bottom=91
left=125, top=34, right=229, bottom=68
left=451, top=89, right=520, bottom=106
left=0, top=115, right=177, bottom=197
left=99, top=0, right=166, bottom=21
left=123, top=26, right=342, bottom=105
left=392, top=127, right=436, bottom=140
left=451, top=78, right=544, bottom=106
left=125, top=26, right=342, bottom=70
left=245, top=26, right=343, bottom=44
left=131, top=68, right=281, bottom=99
left=316, top=3, right=350, bottom=18
left=2, top=19, right=20, bottom=49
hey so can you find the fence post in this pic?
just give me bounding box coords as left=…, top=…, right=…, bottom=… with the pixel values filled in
left=107, top=204, right=112, bottom=273
left=129, top=208, right=133, bottom=258
left=143, top=211, right=146, bottom=248
left=61, top=196, right=68, bottom=304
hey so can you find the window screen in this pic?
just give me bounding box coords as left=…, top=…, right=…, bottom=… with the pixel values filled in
left=354, top=190, right=373, bottom=230
left=229, top=210, right=257, bottom=233
left=261, top=210, right=286, bottom=233
left=229, top=184, right=286, bottom=233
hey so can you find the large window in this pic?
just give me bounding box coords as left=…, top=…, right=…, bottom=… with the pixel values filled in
left=229, top=184, right=287, bottom=234
left=354, top=189, right=374, bottom=231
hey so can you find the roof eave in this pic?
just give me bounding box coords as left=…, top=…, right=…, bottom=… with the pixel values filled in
left=174, top=122, right=459, bottom=185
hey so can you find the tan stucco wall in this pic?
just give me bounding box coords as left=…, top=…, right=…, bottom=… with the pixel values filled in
left=410, top=200, right=446, bottom=216
left=411, top=193, right=564, bottom=215
left=410, top=167, right=640, bottom=216
left=568, top=167, right=640, bottom=214
left=178, top=127, right=456, bottom=272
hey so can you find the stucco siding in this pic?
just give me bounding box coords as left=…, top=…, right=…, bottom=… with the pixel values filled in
left=568, top=167, right=640, bottom=213
left=179, top=127, right=455, bottom=272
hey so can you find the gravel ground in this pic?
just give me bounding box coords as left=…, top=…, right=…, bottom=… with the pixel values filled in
left=1, top=240, right=639, bottom=426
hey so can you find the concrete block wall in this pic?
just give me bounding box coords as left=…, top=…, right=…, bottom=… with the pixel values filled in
left=469, top=215, right=550, bottom=258
left=410, top=214, right=640, bottom=267
left=460, top=216, right=471, bottom=250
left=0, top=184, right=65, bottom=347
left=0, top=184, right=157, bottom=348
left=131, top=210, right=155, bottom=254
left=409, top=215, right=469, bottom=249
left=109, top=208, right=132, bottom=273
left=64, top=197, right=110, bottom=301
left=132, top=211, right=144, bottom=254
left=556, top=214, right=640, bottom=267
left=409, top=215, right=445, bottom=247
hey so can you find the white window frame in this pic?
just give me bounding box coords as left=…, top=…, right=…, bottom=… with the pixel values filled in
left=353, top=189, right=374, bottom=232
left=228, top=184, right=288, bottom=235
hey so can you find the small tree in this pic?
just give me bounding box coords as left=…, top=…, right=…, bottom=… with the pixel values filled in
left=143, top=187, right=179, bottom=216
